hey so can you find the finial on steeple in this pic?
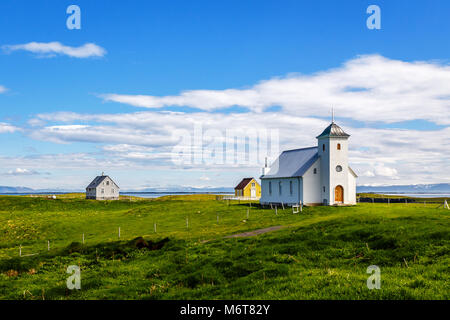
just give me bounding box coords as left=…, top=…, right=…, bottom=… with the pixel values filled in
left=331, top=107, right=335, bottom=123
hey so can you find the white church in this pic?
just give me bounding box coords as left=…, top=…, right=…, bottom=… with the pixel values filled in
left=260, top=121, right=357, bottom=206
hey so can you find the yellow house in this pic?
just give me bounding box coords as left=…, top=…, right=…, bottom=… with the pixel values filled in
left=234, top=178, right=261, bottom=199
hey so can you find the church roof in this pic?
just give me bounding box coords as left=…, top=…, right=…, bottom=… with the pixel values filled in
left=260, top=147, right=319, bottom=179
left=316, top=122, right=350, bottom=139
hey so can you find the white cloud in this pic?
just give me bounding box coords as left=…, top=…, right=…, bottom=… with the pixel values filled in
left=3, top=42, right=106, bottom=58
left=0, top=122, right=19, bottom=133
left=0, top=85, right=7, bottom=93
left=26, top=110, right=450, bottom=186
left=100, top=55, right=450, bottom=125
left=375, top=166, right=399, bottom=178
left=362, top=171, right=375, bottom=177
left=3, top=168, right=43, bottom=176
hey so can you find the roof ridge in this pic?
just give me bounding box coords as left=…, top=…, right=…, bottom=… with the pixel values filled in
left=283, top=146, right=317, bottom=153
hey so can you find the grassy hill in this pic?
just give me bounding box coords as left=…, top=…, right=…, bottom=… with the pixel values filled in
left=0, top=194, right=448, bottom=300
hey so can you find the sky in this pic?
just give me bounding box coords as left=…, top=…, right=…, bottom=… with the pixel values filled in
left=0, top=0, right=449, bottom=190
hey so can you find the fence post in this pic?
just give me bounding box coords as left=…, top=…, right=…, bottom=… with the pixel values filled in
left=118, top=227, right=121, bottom=239
left=154, top=223, right=157, bottom=233
left=82, top=233, right=85, bottom=244
left=217, top=213, right=219, bottom=223
left=19, top=245, right=22, bottom=257
left=388, top=198, right=390, bottom=205
left=247, top=208, right=249, bottom=219
left=186, top=217, right=189, bottom=229
left=48, top=240, right=50, bottom=251
left=275, top=206, right=278, bottom=216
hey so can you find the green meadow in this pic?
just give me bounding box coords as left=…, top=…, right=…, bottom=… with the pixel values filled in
left=0, top=194, right=448, bottom=300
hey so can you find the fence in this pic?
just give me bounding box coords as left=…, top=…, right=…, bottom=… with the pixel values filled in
left=358, top=197, right=449, bottom=206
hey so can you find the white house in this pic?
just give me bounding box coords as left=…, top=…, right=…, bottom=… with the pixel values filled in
left=260, top=121, right=357, bottom=206
left=86, top=174, right=120, bottom=200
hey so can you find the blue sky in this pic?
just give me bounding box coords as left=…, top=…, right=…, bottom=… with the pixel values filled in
left=0, top=0, right=449, bottom=190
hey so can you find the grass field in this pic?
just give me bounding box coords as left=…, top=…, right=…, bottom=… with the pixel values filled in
left=0, top=194, right=448, bottom=300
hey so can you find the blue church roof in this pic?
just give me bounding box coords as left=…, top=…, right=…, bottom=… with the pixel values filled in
left=260, top=146, right=319, bottom=179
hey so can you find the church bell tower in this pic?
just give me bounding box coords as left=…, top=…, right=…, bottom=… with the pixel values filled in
left=316, top=120, right=350, bottom=205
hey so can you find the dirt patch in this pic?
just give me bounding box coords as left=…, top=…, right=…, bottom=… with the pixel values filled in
left=224, top=226, right=285, bottom=238
left=131, top=237, right=170, bottom=250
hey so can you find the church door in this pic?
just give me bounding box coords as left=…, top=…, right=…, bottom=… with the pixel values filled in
left=335, top=185, right=344, bottom=203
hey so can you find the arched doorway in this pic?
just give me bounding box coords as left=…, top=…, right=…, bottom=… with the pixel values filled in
left=335, top=185, right=344, bottom=203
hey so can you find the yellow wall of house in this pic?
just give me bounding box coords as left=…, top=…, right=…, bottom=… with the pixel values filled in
left=234, top=179, right=261, bottom=198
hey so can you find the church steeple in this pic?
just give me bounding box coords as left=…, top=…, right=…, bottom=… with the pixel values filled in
left=316, top=122, right=350, bottom=139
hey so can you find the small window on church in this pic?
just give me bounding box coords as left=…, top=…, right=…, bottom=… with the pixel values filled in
left=290, top=181, right=293, bottom=195
left=337, top=143, right=341, bottom=150
left=323, top=144, right=325, bottom=152
left=336, top=165, right=343, bottom=172
left=323, top=186, right=325, bottom=192
left=279, top=181, right=282, bottom=195
left=269, top=182, right=272, bottom=195
left=314, top=168, right=317, bottom=174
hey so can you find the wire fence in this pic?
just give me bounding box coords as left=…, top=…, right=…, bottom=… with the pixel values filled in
left=358, top=197, right=449, bottom=205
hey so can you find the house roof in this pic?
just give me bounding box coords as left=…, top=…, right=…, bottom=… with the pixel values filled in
left=234, top=178, right=254, bottom=190
left=316, top=122, right=350, bottom=139
left=260, top=147, right=319, bottom=179
left=86, top=175, right=120, bottom=189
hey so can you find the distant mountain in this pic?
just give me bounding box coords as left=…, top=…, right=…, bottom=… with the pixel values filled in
left=0, top=186, right=35, bottom=193
left=0, top=186, right=82, bottom=194
left=123, top=186, right=234, bottom=193
left=357, top=183, right=450, bottom=194
left=0, top=185, right=234, bottom=194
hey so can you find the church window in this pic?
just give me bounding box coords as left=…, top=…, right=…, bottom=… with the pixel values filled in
left=269, top=182, right=272, bottom=195
left=279, top=181, right=282, bottom=195
left=314, top=168, right=317, bottom=174
left=290, top=181, right=293, bottom=195
left=336, top=165, right=343, bottom=172
left=323, top=144, right=325, bottom=152
left=323, top=186, right=325, bottom=192
left=337, top=143, right=341, bottom=150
